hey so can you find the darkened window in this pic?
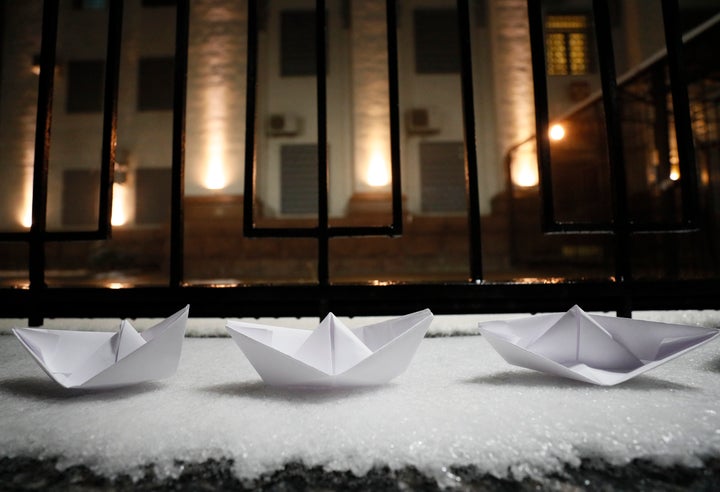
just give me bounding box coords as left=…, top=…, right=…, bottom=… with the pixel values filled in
left=62, top=170, right=100, bottom=226
left=142, top=0, right=176, bottom=7
left=135, top=168, right=171, bottom=224
left=545, top=15, right=593, bottom=76
left=281, top=144, right=318, bottom=214
left=413, top=9, right=460, bottom=74
left=281, top=10, right=319, bottom=77
left=66, top=60, right=104, bottom=113
left=137, top=57, right=174, bottom=111
left=420, top=142, right=466, bottom=213
left=73, top=0, right=107, bottom=10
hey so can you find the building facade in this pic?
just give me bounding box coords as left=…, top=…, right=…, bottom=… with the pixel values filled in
left=1, top=0, right=719, bottom=286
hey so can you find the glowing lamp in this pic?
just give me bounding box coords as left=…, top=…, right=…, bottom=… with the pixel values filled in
left=549, top=123, right=566, bottom=141
left=111, top=183, right=128, bottom=226
left=20, top=209, right=32, bottom=229
left=203, top=168, right=227, bottom=190
left=19, top=174, right=33, bottom=228
left=366, top=151, right=390, bottom=187
left=511, top=151, right=539, bottom=188
left=203, top=146, right=227, bottom=190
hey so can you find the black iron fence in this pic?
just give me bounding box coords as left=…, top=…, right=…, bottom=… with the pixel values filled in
left=1, top=0, right=719, bottom=325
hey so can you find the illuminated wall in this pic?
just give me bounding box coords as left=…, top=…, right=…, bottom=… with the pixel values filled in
left=185, top=0, right=247, bottom=196
left=489, top=0, right=538, bottom=188
left=351, top=0, right=391, bottom=193
left=0, top=1, right=41, bottom=230
left=4, top=0, right=700, bottom=232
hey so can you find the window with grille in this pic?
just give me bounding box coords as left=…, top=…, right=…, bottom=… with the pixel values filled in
left=137, top=57, right=175, bottom=111
left=66, top=60, right=104, bottom=113
left=142, top=0, right=177, bottom=7
left=135, top=168, right=171, bottom=224
left=545, top=15, right=592, bottom=76
left=73, top=0, right=107, bottom=10
left=281, top=144, right=318, bottom=215
left=62, top=170, right=100, bottom=226
left=281, top=10, right=320, bottom=77
left=420, top=142, right=466, bottom=213
left=413, top=9, right=460, bottom=74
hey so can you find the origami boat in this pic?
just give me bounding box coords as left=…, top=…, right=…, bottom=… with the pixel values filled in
left=13, top=305, right=189, bottom=389
left=226, top=309, right=433, bottom=387
left=478, top=305, right=719, bottom=386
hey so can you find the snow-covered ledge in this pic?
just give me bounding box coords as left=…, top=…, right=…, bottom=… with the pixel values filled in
left=1, top=319, right=719, bottom=489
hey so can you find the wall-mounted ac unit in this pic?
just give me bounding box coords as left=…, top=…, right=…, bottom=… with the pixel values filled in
left=406, top=107, right=440, bottom=135
left=266, top=113, right=301, bottom=136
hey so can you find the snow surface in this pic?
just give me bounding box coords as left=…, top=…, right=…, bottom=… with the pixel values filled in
left=1, top=330, right=720, bottom=488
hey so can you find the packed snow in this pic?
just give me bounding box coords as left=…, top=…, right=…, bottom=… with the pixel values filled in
left=1, top=313, right=719, bottom=487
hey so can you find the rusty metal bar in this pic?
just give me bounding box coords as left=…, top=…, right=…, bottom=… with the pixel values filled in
left=457, top=0, right=484, bottom=282
left=169, top=0, right=190, bottom=287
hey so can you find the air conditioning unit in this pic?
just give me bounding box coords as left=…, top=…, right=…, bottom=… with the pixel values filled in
left=266, top=113, right=301, bottom=136
left=406, top=107, right=440, bottom=135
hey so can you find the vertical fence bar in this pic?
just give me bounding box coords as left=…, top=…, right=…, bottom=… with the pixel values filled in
left=457, top=0, right=484, bottom=282
left=661, top=0, right=699, bottom=226
left=28, top=0, right=60, bottom=326
left=243, top=0, right=259, bottom=234
left=170, top=0, right=190, bottom=287
left=316, top=0, right=330, bottom=292
left=592, top=0, right=632, bottom=316
left=525, top=0, right=556, bottom=232
left=386, top=0, right=403, bottom=234
left=98, top=0, right=124, bottom=237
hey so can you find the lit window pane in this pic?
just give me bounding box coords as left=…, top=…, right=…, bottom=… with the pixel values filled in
left=545, top=15, right=590, bottom=76
left=546, top=15, right=587, bottom=30
left=546, top=32, right=568, bottom=75
left=568, top=33, right=588, bottom=74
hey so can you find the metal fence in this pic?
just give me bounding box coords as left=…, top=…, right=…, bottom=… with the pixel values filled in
left=1, top=0, right=719, bottom=325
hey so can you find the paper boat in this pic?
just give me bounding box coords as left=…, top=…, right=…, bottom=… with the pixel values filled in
left=226, top=309, right=433, bottom=387
left=12, top=305, right=189, bottom=389
left=478, top=305, right=719, bottom=386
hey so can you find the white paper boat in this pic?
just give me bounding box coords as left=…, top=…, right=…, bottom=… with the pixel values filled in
left=478, top=305, right=719, bottom=386
left=12, top=305, right=190, bottom=389
left=226, top=309, right=433, bottom=387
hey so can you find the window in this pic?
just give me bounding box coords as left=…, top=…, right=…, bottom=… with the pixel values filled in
left=137, top=57, right=174, bottom=111
left=62, top=170, right=100, bottom=226
left=66, top=60, right=104, bottom=113
left=280, top=10, right=320, bottom=77
left=142, top=0, right=177, bottom=6
left=135, top=168, right=171, bottom=224
left=281, top=144, right=318, bottom=215
left=413, top=9, right=460, bottom=74
left=420, top=142, right=466, bottom=213
left=545, top=15, right=592, bottom=76
left=73, top=0, right=107, bottom=9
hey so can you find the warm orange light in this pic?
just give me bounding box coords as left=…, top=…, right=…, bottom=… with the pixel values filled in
left=19, top=164, right=33, bottom=228
left=204, top=144, right=227, bottom=190
left=20, top=199, right=32, bottom=228
left=366, top=150, right=390, bottom=187
left=549, top=123, right=566, bottom=141
left=669, top=148, right=680, bottom=181
left=511, top=150, right=539, bottom=188
left=107, top=282, right=128, bottom=289
left=111, top=183, right=128, bottom=226
left=701, top=167, right=710, bottom=186
left=202, top=85, right=229, bottom=190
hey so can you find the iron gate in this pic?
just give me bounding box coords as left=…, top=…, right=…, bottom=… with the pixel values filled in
left=1, top=0, right=719, bottom=326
